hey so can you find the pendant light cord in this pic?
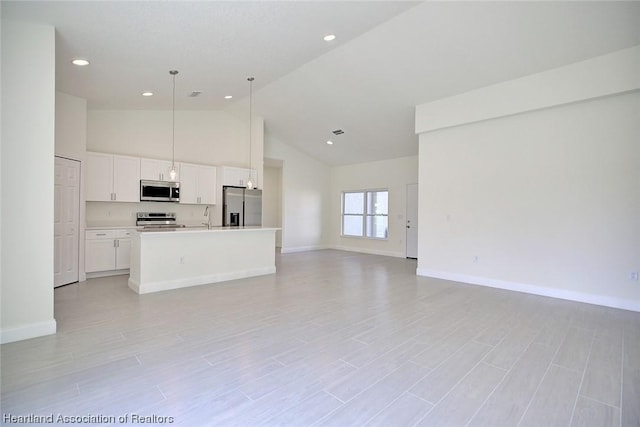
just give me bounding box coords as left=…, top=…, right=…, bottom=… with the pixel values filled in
left=170, top=70, right=179, bottom=173
left=247, top=77, right=255, bottom=188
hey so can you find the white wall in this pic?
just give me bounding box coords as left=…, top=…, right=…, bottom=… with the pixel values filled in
left=56, top=92, right=87, bottom=160
left=88, top=110, right=261, bottom=169
left=86, top=110, right=264, bottom=227
left=264, top=136, right=330, bottom=252
left=416, top=48, right=640, bottom=311
left=263, top=165, right=283, bottom=247
left=330, top=156, right=418, bottom=257
left=1, top=22, right=57, bottom=343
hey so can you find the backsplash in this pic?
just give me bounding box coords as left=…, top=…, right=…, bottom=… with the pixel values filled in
left=86, top=201, right=222, bottom=227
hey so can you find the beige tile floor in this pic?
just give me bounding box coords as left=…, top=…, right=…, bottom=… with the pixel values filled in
left=1, top=250, right=639, bottom=426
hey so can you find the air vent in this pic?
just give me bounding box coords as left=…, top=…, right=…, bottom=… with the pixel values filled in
left=188, top=91, right=202, bottom=98
left=332, top=129, right=344, bottom=135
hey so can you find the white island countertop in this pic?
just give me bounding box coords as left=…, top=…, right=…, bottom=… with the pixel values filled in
left=137, top=226, right=280, bottom=234
left=129, top=226, right=279, bottom=294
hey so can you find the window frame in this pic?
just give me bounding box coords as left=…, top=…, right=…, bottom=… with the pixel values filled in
left=341, top=189, right=389, bottom=240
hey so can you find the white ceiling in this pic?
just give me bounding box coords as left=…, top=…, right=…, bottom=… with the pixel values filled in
left=4, top=1, right=640, bottom=165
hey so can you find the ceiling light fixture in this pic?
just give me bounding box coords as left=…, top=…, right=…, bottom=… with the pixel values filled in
left=169, top=70, right=179, bottom=181
left=71, top=58, right=89, bottom=66
left=224, top=95, right=233, bottom=99
left=323, top=34, right=336, bottom=42
left=246, top=77, right=255, bottom=190
left=142, top=92, right=153, bottom=97
left=326, top=140, right=333, bottom=145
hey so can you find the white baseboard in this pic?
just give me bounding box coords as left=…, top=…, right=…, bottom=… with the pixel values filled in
left=129, top=266, right=276, bottom=295
left=416, top=268, right=640, bottom=312
left=86, top=269, right=129, bottom=279
left=280, top=245, right=328, bottom=254
left=332, top=245, right=405, bottom=258
left=1, top=319, right=57, bottom=344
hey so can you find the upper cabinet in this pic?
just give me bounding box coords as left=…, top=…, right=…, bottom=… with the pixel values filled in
left=140, top=158, right=179, bottom=182
left=218, top=166, right=257, bottom=188
left=86, top=152, right=140, bottom=202
left=179, top=163, right=217, bottom=205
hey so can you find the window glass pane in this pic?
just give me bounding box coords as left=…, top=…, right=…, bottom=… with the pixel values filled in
left=344, top=193, right=364, bottom=214
left=343, top=215, right=363, bottom=236
left=366, top=216, right=388, bottom=239
left=367, top=191, right=388, bottom=215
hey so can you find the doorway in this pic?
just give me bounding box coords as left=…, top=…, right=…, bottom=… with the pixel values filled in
left=54, top=156, right=80, bottom=287
left=406, top=183, right=418, bottom=259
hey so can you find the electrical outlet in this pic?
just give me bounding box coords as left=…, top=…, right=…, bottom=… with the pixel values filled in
left=180, top=257, right=185, bottom=265
left=630, top=272, right=639, bottom=281
left=473, top=255, right=479, bottom=263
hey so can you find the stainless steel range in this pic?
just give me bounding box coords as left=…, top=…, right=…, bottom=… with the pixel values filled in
left=136, top=212, right=185, bottom=229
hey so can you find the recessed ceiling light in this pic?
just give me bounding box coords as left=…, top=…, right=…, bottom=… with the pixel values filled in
left=71, top=58, right=89, bottom=66
left=326, top=140, right=333, bottom=145
left=323, top=34, right=336, bottom=42
left=142, top=92, right=153, bottom=97
left=224, top=95, right=233, bottom=99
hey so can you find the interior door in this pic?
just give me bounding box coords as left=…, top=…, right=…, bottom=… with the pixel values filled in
left=54, top=156, right=80, bottom=287
left=406, top=183, right=419, bottom=259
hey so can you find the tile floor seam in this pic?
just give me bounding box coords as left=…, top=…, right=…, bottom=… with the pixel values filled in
left=515, top=325, right=569, bottom=427
left=568, top=331, right=597, bottom=426
left=482, top=361, right=509, bottom=372
left=425, top=354, right=494, bottom=414
left=466, top=337, right=537, bottom=426
left=156, top=385, right=168, bottom=400
left=323, top=389, right=346, bottom=404
left=338, top=358, right=359, bottom=369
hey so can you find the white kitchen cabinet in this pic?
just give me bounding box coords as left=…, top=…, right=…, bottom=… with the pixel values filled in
left=140, top=158, right=179, bottom=182
left=180, top=163, right=217, bottom=204
left=218, top=166, right=256, bottom=188
left=85, top=229, right=134, bottom=275
left=86, top=152, right=140, bottom=202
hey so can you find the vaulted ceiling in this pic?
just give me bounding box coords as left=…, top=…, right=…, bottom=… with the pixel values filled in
left=4, top=1, right=640, bottom=165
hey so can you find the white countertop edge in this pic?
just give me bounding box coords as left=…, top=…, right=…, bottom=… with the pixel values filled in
left=86, top=225, right=142, bottom=230
left=137, top=226, right=281, bottom=235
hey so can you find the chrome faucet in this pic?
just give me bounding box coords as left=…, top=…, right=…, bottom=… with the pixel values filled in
left=203, top=206, right=211, bottom=229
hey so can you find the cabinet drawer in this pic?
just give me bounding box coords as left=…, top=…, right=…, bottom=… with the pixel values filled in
left=116, top=229, right=135, bottom=238
left=86, top=230, right=117, bottom=240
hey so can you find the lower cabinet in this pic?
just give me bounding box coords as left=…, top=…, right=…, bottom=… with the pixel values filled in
left=85, top=229, right=134, bottom=276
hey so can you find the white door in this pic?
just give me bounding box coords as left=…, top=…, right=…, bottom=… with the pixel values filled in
left=54, top=157, right=80, bottom=287
left=406, top=183, right=419, bottom=259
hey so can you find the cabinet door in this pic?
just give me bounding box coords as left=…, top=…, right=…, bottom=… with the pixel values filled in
left=221, top=167, right=250, bottom=187
left=179, top=163, right=199, bottom=204
left=85, top=239, right=116, bottom=272
left=113, top=155, right=140, bottom=202
left=85, top=152, right=113, bottom=201
left=115, top=239, right=131, bottom=270
left=140, top=158, right=179, bottom=181
left=198, top=166, right=217, bottom=205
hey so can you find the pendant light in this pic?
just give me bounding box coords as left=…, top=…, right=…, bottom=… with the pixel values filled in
left=246, top=76, right=255, bottom=190
left=169, top=70, right=179, bottom=181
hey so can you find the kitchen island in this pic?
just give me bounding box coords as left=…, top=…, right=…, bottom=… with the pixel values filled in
left=128, top=227, right=279, bottom=294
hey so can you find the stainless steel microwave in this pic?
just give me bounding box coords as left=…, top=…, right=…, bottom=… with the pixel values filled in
left=140, top=180, right=180, bottom=202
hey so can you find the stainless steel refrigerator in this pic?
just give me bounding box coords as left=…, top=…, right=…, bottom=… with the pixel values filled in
left=222, top=186, right=262, bottom=226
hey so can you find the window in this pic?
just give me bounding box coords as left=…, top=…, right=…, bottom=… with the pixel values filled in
left=342, top=190, right=388, bottom=239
